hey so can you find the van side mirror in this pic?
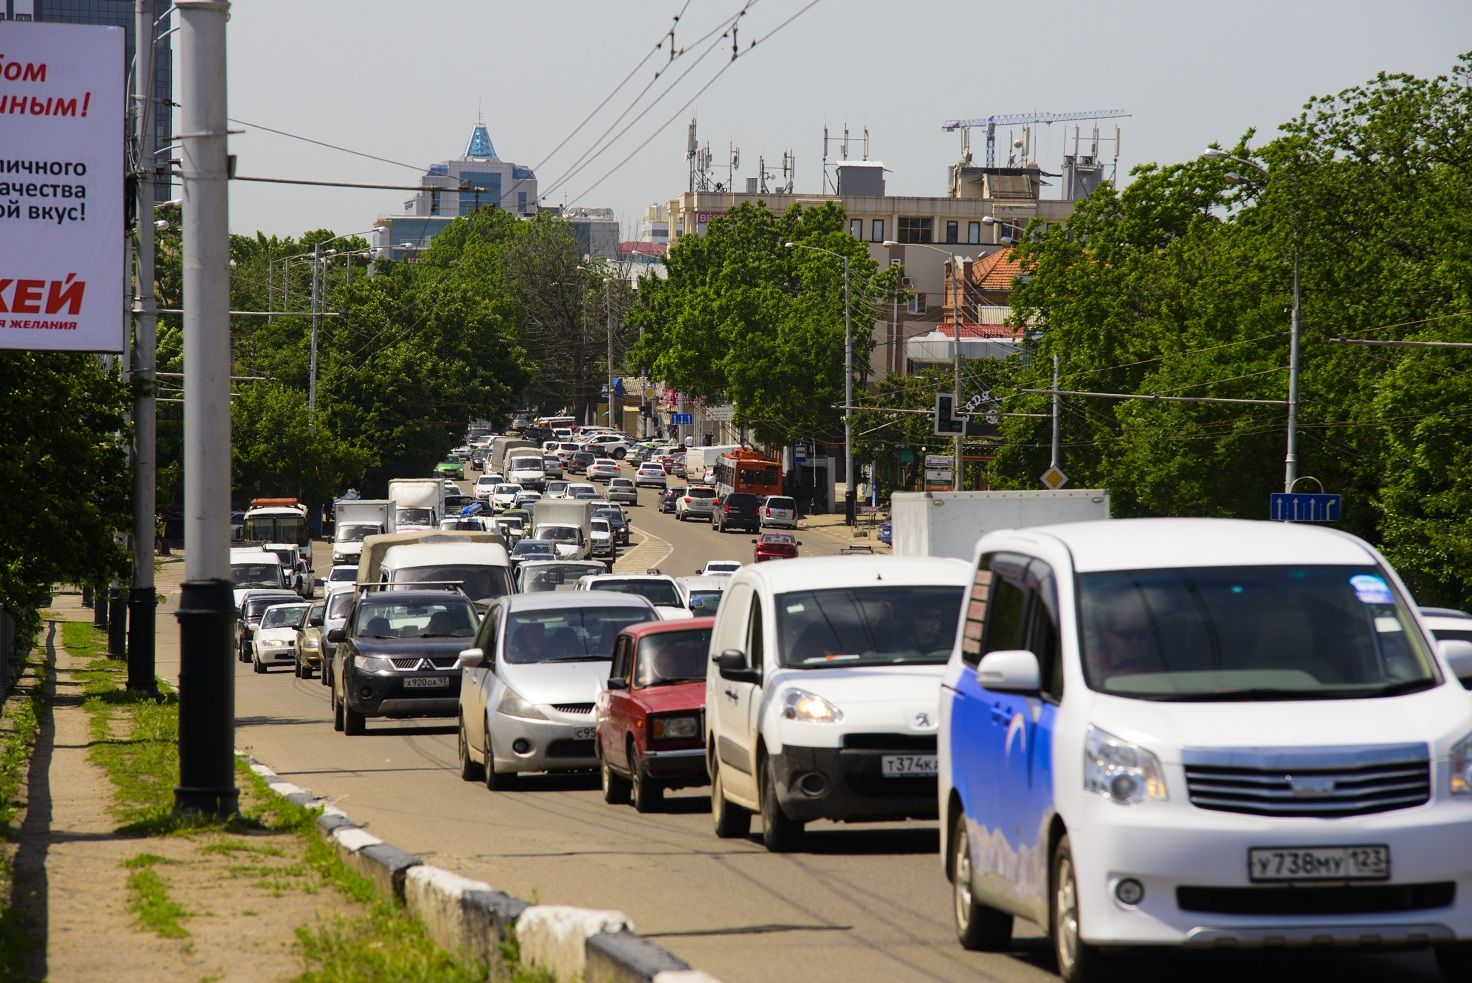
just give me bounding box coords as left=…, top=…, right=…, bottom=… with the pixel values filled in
left=715, top=648, right=760, bottom=684
left=976, top=649, right=1041, bottom=693
left=1439, top=639, right=1472, bottom=688
left=327, top=627, right=345, bottom=643
left=458, top=647, right=485, bottom=669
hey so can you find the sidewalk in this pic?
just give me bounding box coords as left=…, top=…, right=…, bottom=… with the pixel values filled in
left=795, top=504, right=891, bottom=552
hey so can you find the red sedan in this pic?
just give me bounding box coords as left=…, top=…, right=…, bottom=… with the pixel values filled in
left=596, top=617, right=715, bottom=812
left=752, top=532, right=801, bottom=562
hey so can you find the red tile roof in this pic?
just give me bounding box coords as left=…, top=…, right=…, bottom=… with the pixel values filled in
left=968, top=248, right=1024, bottom=291
left=619, top=240, right=667, bottom=257
left=938, top=322, right=1024, bottom=340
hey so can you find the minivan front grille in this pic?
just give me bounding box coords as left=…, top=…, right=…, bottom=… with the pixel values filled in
left=551, top=702, right=594, bottom=715
left=1182, top=743, right=1430, bottom=818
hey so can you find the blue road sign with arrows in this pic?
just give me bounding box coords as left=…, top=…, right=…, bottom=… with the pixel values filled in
left=1269, top=492, right=1342, bottom=522
left=670, top=413, right=693, bottom=425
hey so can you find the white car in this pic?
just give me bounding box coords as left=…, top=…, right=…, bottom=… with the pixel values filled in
left=675, top=575, right=729, bottom=616
left=590, top=518, right=615, bottom=557
left=574, top=573, right=687, bottom=620
left=581, top=433, right=630, bottom=459
left=323, top=565, right=357, bottom=591
left=588, top=458, right=622, bottom=482
left=512, top=491, right=543, bottom=511
left=252, top=601, right=311, bottom=673
left=705, top=556, right=971, bottom=852
left=544, top=480, right=570, bottom=499
left=760, top=495, right=798, bottom=530
left=1422, top=606, right=1472, bottom=644
left=940, top=518, right=1472, bottom=981
left=606, top=477, right=638, bottom=505
left=454, top=591, right=659, bottom=787
left=491, top=483, right=523, bottom=512
left=635, top=464, right=667, bottom=489
left=699, top=559, right=742, bottom=577
left=473, top=475, right=499, bottom=501
left=443, top=480, right=460, bottom=496
left=674, top=487, right=718, bottom=521
left=565, top=482, right=598, bottom=501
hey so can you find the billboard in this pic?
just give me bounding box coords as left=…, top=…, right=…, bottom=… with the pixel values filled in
left=0, top=21, right=125, bottom=352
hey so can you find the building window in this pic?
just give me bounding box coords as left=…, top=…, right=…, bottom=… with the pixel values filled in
left=898, top=216, right=933, bottom=244
left=907, top=293, right=927, bottom=315
left=430, top=190, right=440, bottom=216
left=871, top=219, right=885, bottom=242
left=945, top=220, right=958, bottom=244
left=518, top=191, right=527, bottom=212
left=850, top=218, right=863, bottom=239
left=968, top=221, right=981, bottom=244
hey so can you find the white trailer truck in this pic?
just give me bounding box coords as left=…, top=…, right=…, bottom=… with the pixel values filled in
left=889, top=489, right=1110, bottom=562
left=331, top=499, right=393, bottom=567
left=387, top=478, right=446, bottom=533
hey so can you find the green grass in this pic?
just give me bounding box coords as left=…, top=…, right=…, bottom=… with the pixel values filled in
left=0, top=649, right=45, bottom=977
left=125, top=854, right=190, bottom=939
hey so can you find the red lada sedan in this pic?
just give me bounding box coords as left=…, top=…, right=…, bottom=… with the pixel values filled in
left=752, top=532, right=801, bottom=562
left=596, top=617, right=715, bottom=812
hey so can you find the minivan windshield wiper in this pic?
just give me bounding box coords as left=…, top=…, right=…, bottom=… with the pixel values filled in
left=1144, top=681, right=1434, bottom=702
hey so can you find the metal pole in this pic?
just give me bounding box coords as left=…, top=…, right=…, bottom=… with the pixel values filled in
left=128, top=0, right=159, bottom=692
left=1050, top=354, right=1061, bottom=469
left=952, top=258, right=962, bottom=492
left=1284, top=241, right=1301, bottom=492
left=309, top=242, right=320, bottom=418
left=843, top=256, right=855, bottom=525
left=175, top=0, right=238, bottom=818
left=606, top=279, right=615, bottom=429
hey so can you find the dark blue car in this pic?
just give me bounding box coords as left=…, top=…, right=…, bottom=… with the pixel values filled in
left=878, top=519, right=892, bottom=545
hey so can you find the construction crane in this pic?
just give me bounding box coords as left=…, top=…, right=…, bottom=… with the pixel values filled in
left=942, top=109, right=1130, bottom=167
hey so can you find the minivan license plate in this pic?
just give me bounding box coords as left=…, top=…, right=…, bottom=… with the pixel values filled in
left=402, top=676, right=449, bottom=689
left=573, top=727, right=596, bottom=740
left=881, top=754, right=938, bottom=777
left=1248, top=845, right=1389, bottom=882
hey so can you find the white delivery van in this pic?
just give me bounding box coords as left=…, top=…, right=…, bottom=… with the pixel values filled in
left=378, top=541, right=514, bottom=607
left=229, top=547, right=286, bottom=609
left=938, top=517, right=1472, bottom=982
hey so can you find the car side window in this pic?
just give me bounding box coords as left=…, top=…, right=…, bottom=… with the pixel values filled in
left=475, top=606, right=501, bottom=663
left=960, top=555, right=995, bottom=667
left=747, top=596, right=765, bottom=673
left=1025, top=561, right=1064, bottom=701
left=981, top=553, right=1031, bottom=656
left=611, top=636, right=632, bottom=685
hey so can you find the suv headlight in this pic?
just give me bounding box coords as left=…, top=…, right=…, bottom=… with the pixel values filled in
left=355, top=654, right=394, bottom=673
left=782, top=688, right=843, bottom=724
left=1084, top=725, right=1167, bottom=804
left=1451, top=733, right=1472, bottom=796
left=651, top=715, right=699, bottom=740
left=498, top=689, right=548, bottom=721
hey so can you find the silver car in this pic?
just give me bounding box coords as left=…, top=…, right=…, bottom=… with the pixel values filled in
left=455, top=591, right=658, bottom=788
left=606, top=477, right=638, bottom=505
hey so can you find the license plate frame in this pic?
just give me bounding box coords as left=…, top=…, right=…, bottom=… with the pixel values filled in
left=401, top=676, right=451, bottom=690
left=881, top=754, right=938, bottom=777
left=1248, top=845, right=1390, bottom=883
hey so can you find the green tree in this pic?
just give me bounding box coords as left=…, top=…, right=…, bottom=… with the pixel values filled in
left=230, top=383, right=370, bottom=504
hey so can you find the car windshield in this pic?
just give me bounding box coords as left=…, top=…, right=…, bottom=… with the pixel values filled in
left=393, top=564, right=512, bottom=602
left=504, top=607, right=653, bottom=663
left=760, top=534, right=795, bottom=545
left=570, top=488, right=596, bottom=499
left=1077, top=565, right=1440, bottom=700
left=687, top=590, right=724, bottom=614
left=511, top=457, right=542, bottom=470
left=355, top=598, right=477, bottom=639
left=541, top=527, right=578, bottom=543
left=777, top=585, right=965, bottom=668
left=1432, top=627, right=1472, bottom=644
left=495, top=485, right=520, bottom=496
left=260, top=605, right=309, bottom=629
left=397, top=507, right=433, bottom=525
left=244, top=595, right=294, bottom=619
left=592, top=579, right=682, bottom=607
left=689, top=488, right=716, bottom=499
left=637, top=627, right=714, bottom=686
left=327, top=568, right=355, bottom=583
left=520, top=563, right=604, bottom=592
left=231, top=564, right=280, bottom=587
left=512, top=541, right=555, bottom=558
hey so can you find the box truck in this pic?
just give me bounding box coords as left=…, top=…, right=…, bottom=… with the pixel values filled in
left=889, top=489, right=1110, bottom=562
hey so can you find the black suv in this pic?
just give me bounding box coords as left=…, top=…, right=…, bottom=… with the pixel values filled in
left=712, top=492, right=761, bottom=533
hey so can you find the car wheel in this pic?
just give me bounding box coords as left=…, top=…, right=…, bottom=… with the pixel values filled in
left=760, top=759, right=804, bottom=852
left=630, top=746, right=664, bottom=813
left=677, top=511, right=685, bottom=522
left=613, top=448, right=626, bottom=459
left=1052, top=834, right=1106, bottom=983
left=321, top=662, right=331, bottom=687
left=332, top=681, right=344, bottom=732
left=343, top=703, right=365, bottom=736
left=952, top=811, right=1013, bottom=950
left=483, top=728, right=517, bottom=790
left=710, top=754, right=751, bottom=839
left=252, top=652, right=266, bottom=674
left=601, top=753, right=630, bottom=804
left=457, top=717, right=484, bottom=782
left=302, top=663, right=314, bottom=680
left=238, top=642, right=249, bottom=663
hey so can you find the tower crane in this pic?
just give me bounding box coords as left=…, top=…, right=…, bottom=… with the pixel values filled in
left=942, top=109, right=1130, bottom=167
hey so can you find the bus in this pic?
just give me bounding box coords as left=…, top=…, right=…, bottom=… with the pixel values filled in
left=711, top=451, right=782, bottom=499
left=243, top=500, right=311, bottom=566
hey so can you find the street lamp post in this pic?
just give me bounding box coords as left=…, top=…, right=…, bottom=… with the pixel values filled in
left=981, top=214, right=1025, bottom=245
left=1202, top=148, right=1301, bottom=492
left=885, top=240, right=968, bottom=492
left=785, top=242, right=855, bottom=525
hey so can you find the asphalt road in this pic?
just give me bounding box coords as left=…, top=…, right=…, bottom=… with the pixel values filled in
left=224, top=467, right=1444, bottom=983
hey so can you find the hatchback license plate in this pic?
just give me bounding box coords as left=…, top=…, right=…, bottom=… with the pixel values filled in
left=881, top=754, right=938, bottom=777
left=1248, top=845, right=1389, bottom=882
left=402, top=676, right=450, bottom=689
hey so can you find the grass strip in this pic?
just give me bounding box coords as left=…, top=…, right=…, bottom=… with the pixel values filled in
left=124, top=853, right=190, bottom=939
left=0, top=649, right=45, bottom=977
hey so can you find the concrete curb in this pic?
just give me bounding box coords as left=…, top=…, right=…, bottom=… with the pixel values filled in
left=240, top=751, right=714, bottom=982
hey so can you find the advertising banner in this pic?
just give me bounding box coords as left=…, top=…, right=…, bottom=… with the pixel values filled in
left=0, top=21, right=125, bottom=352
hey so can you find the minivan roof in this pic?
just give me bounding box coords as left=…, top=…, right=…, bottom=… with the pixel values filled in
left=734, top=555, right=970, bottom=593
left=381, top=542, right=510, bottom=567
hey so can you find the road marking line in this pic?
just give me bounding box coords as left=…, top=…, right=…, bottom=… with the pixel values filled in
left=618, top=524, right=673, bottom=574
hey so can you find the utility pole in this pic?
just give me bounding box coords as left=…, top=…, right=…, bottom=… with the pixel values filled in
left=605, top=277, right=615, bottom=429
left=1050, top=354, right=1061, bottom=470
left=1284, top=244, right=1301, bottom=492
left=174, top=0, right=238, bottom=817
left=128, top=0, right=159, bottom=692
left=310, top=241, right=320, bottom=416
left=951, top=258, right=962, bottom=492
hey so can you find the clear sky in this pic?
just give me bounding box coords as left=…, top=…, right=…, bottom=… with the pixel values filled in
left=221, top=0, right=1470, bottom=239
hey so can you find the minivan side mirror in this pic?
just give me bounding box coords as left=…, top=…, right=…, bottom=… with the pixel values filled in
left=976, top=649, right=1041, bottom=693
left=1439, top=639, right=1472, bottom=688
left=326, top=627, right=345, bottom=643
left=715, top=648, right=760, bottom=684
left=458, top=647, right=485, bottom=669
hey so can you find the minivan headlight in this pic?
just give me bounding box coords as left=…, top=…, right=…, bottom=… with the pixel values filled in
left=782, top=688, right=843, bottom=724
left=1451, top=733, right=1472, bottom=796
left=1084, top=725, right=1167, bottom=805
left=498, top=689, right=548, bottom=721
left=355, top=654, right=395, bottom=673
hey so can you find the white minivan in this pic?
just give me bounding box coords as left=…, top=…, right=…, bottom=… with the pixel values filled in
left=938, top=518, right=1472, bottom=982
left=705, top=555, right=971, bottom=852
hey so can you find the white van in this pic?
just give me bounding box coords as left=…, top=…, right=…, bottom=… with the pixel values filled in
left=704, top=555, right=971, bottom=852
left=229, top=547, right=286, bottom=609
left=938, top=518, right=1472, bottom=982
left=378, top=541, right=514, bottom=607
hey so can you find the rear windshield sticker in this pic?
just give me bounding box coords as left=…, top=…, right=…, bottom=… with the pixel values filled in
left=1374, top=616, right=1402, bottom=633
left=1350, top=574, right=1393, bottom=605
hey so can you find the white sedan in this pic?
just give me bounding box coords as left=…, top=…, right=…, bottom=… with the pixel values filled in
left=252, top=601, right=310, bottom=673
left=588, top=458, right=622, bottom=482
left=634, top=464, right=667, bottom=489
left=491, top=483, right=523, bottom=512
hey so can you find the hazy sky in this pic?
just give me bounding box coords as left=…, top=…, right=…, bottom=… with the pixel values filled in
left=221, top=0, right=1469, bottom=239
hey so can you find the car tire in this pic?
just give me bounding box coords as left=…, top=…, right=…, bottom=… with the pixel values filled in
left=321, top=662, right=331, bottom=687
left=677, top=511, right=685, bottom=522
left=238, top=642, right=249, bottom=663
left=458, top=717, right=484, bottom=782
left=601, top=754, right=630, bottom=804
left=1052, top=834, right=1106, bottom=983
left=760, top=760, right=804, bottom=852
left=292, top=658, right=301, bottom=678
left=952, top=811, right=1013, bottom=950
left=613, top=448, right=626, bottom=459
left=343, top=704, right=365, bottom=736
left=630, top=747, right=664, bottom=813
left=1437, top=943, right=1472, bottom=982
left=252, top=653, right=266, bottom=674
left=332, top=682, right=344, bottom=732
left=710, top=754, right=751, bottom=839
left=484, top=729, right=517, bottom=790
left=302, top=663, right=314, bottom=680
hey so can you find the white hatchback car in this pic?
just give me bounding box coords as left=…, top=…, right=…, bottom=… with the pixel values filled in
left=473, top=475, right=499, bottom=501
left=939, top=518, right=1472, bottom=982
left=760, top=495, right=798, bottom=530
left=252, top=601, right=311, bottom=673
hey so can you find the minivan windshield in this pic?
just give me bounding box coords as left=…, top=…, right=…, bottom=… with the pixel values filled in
left=590, top=579, right=682, bottom=607
left=1078, top=565, right=1440, bottom=700
left=393, top=564, right=512, bottom=602
left=777, top=585, right=964, bottom=667
left=504, top=606, right=653, bottom=663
